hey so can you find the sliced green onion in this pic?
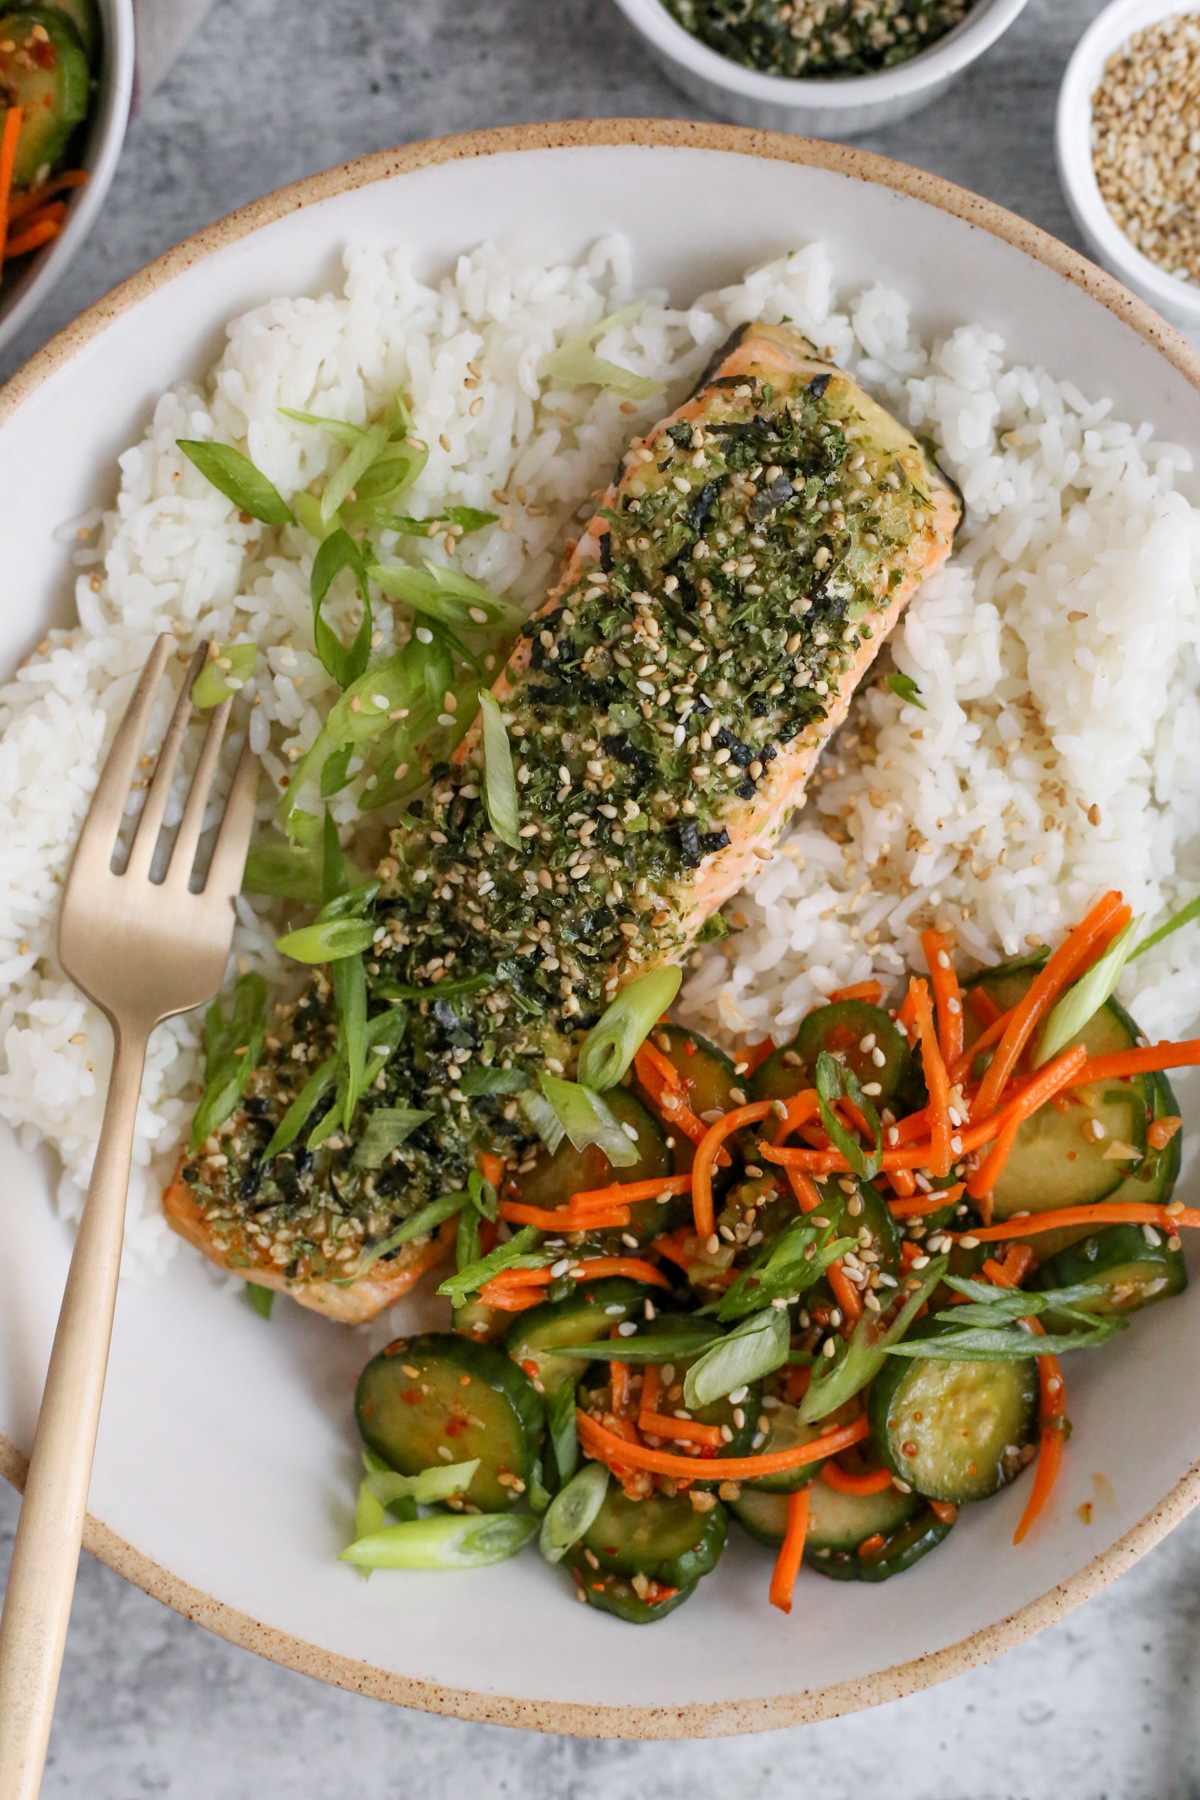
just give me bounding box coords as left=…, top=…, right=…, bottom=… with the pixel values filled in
left=275, top=918, right=376, bottom=963
left=189, top=973, right=268, bottom=1151
left=683, top=1307, right=790, bottom=1410
left=885, top=1319, right=1124, bottom=1359
left=339, top=1511, right=537, bottom=1571
left=277, top=406, right=365, bottom=450
left=363, top=1459, right=480, bottom=1506
left=245, top=1283, right=275, bottom=1319
left=459, top=1066, right=530, bottom=1096
left=352, top=1107, right=434, bottom=1169
left=310, top=528, right=373, bottom=689
left=565, top=1332, right=721, bottom=1363
left=354, top=1480, right=387, bottom=1549
left=438, top=1226, right=543, bottom=1307
left=542, top=302, right=665, bottom=400
left=478, top=690, right=520, bottom=850
left=799, top=1256, right=948, bottom=1424
left=376, top=972, right=492, bottom=1003
left=519, top=1089, right=564, bottom=1155
left=370, top=559, right=517, bottom=632
left=243, top=832, right=324, bottom=904
left=576, top=966, right=683, bottom=1090
left=176, top=440, right=295, bottom=527
left=192, top=643, right=256, bottom=708
left=717, top=1214, right=857, bottom=1321
left=341, top=1190, right=469, bottom=1284
left=292, top=488, right=340, bottom=540
left=539, top=1074, right=639, bottom=1168
left=263, top=1056, right=337, bottom=1158
left=321, top=420, right=390, bottom=524
left=1035, top=916, right=1141, bottom=1066
left=815, top=1051, right=882, bottom=1181
left=884, top=670, right=926, bottom=710
left=1130, top=893, right=1200, bottom=962
left=539, top=1463, right=609, bottom=1566
left=547, top=1380, right=578, bottom=1485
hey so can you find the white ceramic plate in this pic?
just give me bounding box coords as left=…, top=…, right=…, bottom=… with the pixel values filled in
left=2, top=123, right=1199, bottom=1740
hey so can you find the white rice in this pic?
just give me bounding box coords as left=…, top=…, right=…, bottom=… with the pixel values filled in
left=1, top=237, right=1197, bottom=1275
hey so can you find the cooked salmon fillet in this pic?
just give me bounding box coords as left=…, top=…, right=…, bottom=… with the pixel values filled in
left=166, top=322, right=961, bottom=1317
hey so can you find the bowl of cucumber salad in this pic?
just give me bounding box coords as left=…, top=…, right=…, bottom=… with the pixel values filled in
left=341, top=892, right=1200, bottom=1624
left=0, top=0, right=133, bottom=355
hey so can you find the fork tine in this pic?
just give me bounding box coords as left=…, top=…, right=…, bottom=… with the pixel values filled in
left=165, top=693, right=233, bottom=889
left=201, top=731, right=259, bottom=903
left=124, top=643, right=208, bottom=882
left=66, top=635, right=173, bottom=880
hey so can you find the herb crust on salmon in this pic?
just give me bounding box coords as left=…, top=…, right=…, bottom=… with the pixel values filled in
left=166, top=322, right=961, bottom=1318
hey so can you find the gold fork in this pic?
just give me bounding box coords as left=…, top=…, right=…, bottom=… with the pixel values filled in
left=0, top=635, right=258, bottom=1799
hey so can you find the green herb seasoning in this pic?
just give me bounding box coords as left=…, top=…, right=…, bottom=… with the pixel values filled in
left=182, top=327, right=955, bottom=1290
left=663, top=0, right=974, bottom=78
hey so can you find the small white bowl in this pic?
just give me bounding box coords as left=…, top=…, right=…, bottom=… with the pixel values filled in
left=0, top=0, right=135, bottom=357
left=1057, top=0, right=1200, bottom=336
left=611, top=0, right=1033, bottom=137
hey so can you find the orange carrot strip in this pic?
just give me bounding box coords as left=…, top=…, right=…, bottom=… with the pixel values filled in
left=1014, top=1320, right=1066, bottom=1544
left=641, top=1364, right=660, bottom=1412
left=569, top=1173, right=693, bottom=1209
left=6, top=167, right=87, bottom=222
left=889, top=1167, right=918, bottom=1198
left=910, top=979, right=953, bottom=1177
left=922, top=930, right=964, bottom=1070
left=949, top=1007, right=1013, bottom=1085
left=769, top=1487, right=810, bottom=1614
left=786, top=1167, right=823, bottom=1213
left=0, top=105, right=23, bottom=276
left=634, top=1042, right=722, bottom=1156
left=577, top=1409, right=870, bottom=1482
left=635, top=1039, right=683, bottom=1091
left=692, top=1101, right=775, bottom=1239
left=1148, top=1115, right=1184, bottom=1151
left=827, top=980, right=885, bottom=1005
left=610, top=1358, right=631, bottom=1415
left=478, top=1151, right=504, bottom=1189
left=1078, top=1044, right=1200, bottom=1083
left=888, top=1184, right=964, bottom=1220
left=956, top=1201, right=1200, bottom=1243
left=649, top=1230, right=699, bottom=1271
left=571, top=1256, right=674, bottom=1290
left=498, top=1201, right=631, bottom=1230
left=478, top=1287, right=545, bottom=1313
left=929, top=1500, right=959, bottom=1525
left=967, top=1045, right=1087, bottom=1199
left=3, top=216, right=59, bottom=258
left=740, top=1036, right=777, bottom=1075
left=775, top=1088, right=822, bottom=1141
left=827, top=1260, right=863, bottom=1324
left=972, top=892, right=1128, bottom=1119
left=981, top=1245, right=1035, bottom=1287
left=967, top=986, right=1002, bottom=1028
left=820, top=1462, right=895, bottom=1495
left=897, top=985, right=921, bottom=1033
left=637, top=1412, right=725, bottom=1449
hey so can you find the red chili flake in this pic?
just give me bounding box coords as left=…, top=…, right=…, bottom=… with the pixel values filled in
left=402, top=1390, right=421, bottom=1406
left=901, top=1442, right=917, bottom=1456
left=444, top=1417, right=466, bottom=1437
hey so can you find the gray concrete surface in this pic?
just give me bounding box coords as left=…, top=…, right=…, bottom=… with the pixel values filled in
left=6, top=1, right=1199, bottom=1793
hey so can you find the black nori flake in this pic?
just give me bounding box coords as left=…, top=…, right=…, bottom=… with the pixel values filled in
left=735, top=777, right=757, bottom=799
left=407, top=799, right=424, bottom=818
left=599, top=531, right=613, bottom=572
left=430, top=762, right=450, bottom=781
left=688, top=480, right=719, bottom=534
left=749, top=694, right=770, bottom=718
left=749, top=473, right=794, bottom=522
left=601, top=734, right=654, bottom=781
left=529, top=681, right=569, bottom=709
left=713, top=725, right=754, bottom=768
left=699, top=828, right=731, bottom=855
left=181, top=1164, right=198, bottom=1183
left=678, top=821, right=702, bottom=867
left=237, top=1163, right=263, bottom=1203
left=807, top=373, right=832, bottom=398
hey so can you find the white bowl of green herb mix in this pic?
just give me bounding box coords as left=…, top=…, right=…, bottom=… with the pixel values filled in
left=612, top=0, right=1032, bottom=135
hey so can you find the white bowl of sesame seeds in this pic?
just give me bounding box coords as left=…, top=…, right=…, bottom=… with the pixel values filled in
left=1057, top=0, right=1200, bottom=336
left=612, top=0, right=1034, bottom=138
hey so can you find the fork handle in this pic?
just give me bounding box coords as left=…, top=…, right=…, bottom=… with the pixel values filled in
left=0, top=1025, right=149, bottom=1800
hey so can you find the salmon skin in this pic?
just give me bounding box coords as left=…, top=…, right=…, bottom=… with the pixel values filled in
left=167, top=322, right=961, bottom=1319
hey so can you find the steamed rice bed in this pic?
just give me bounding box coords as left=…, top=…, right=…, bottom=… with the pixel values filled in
left=1, top=236, right=1197, bottom=1276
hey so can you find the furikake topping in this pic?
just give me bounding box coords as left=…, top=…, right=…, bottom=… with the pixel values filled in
left=186, top=344, right=947, bottom=1285
left=663, top=0, right=975, bottom=79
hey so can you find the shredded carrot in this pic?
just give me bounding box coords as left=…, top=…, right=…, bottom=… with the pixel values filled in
left=569, top=1173, right=693, bottom=1210
left=820, top=1462, right=895, bottom=1495
left=967, top=1045, right=1087, bottom=1199
left=786, top=1167, right=823, bottom=1213
left=827, top=1260, right=863, bottom=1324
left=909, top=979, right=953, bottom=1177
left=577, top=1408, right=870, bottom=1482
left=640, top=1364, right=660, bottom=1412
left=827, top=980, right=885, bottom=1005
left=498, top=1200, right=631, bottom=1231
left=7, top=167, right=87, bottom=222
left=888, top=1183, right=964, bottom=1220
left=929, top=1500, right=959, bottom=1525
left=638, top=1412, right=725, bottom=1449
left=967, top=986, right=1002, bottom=1028
left=982, top=1244, right=1035, bottom=1288
left=1148, top=1114, right=1184, bottom=1151
left=633, top=1042, right=720, bottom=1156
left=949, top=1006, right=1013, bottom=1085
left=691, top=1100, right=774, bottom=1239
left=774, top=1088, right=822, bottom=1142
left=897, top=985, right=921, bottom=1033
left=649, top=1230, right=700, bottom=1271
left=1014, top=1319, right=1066, bottom=1544
left=478, top=1287, right=544, bottom=1313
left=478, top=1151, right=505, bottom=1190
left=957, top=1201, right=1200, bottom=1243
left=740, top=1036, right=777, bottom=1075
left=0, top=105, right=23, bottom=277
left=922, top=930, right=964, bottom=1069
left=3, top=214, right=59, bottom=260
left=769, top=1487, right=810, bottom=1614
left=972, top=892, right=1128, bottom=1119
left=857, top=1533, right=887, bottom=1557
left=10, top=199, right=65, bottom=234
left=480, top=1255, right=674, bottom=1306
left=635, top=1038, right=683, bottom=1091
left=1077, top=1043, right=1200, bottom=1083
left=610, top=1358, right=631, bottom=1415
left=889, top=1167, right=918, bottom=1198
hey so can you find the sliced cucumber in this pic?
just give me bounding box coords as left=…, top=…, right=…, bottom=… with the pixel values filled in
left=1038, top=1221, right=1186, bottom=1319
left=637, top=1313, right=759, bottom=1472
left=869, top=1320, right=1038, bottom=1504
left=744, top=1402, right=834, bottom=1495
left=642, top=1022, right=739, bottom=1120
left=810, top=1505, right=954, bottom=1583
left=356, top=1333, right=542, bottom=1512
left=732, top=1470, right=911, bottom=1548
left=0, top=10, right=90, bottom=187
left=853, top=1179, right=902, bottom=1279
left=581, top=1485, right=726, bottom=1587
left=518, top=1087, right=672, bottom=1243
left=565, top=1558, right=698, bottom=1622
left=44, top=0, right=98, bottom=61
left=1108, top=1071, right=1182, bottom=1210
left=453, top=1296, right=509, bottom=1343
left=751, top=1000, right=910, bottom=1109
left=504, top=1278, right=656, bottom=1398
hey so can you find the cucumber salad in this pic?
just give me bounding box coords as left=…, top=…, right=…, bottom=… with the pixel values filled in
left=343, top=892, right=1199, bottom=1620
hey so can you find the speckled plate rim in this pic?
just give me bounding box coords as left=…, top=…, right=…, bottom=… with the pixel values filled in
left=2, top=118, right=1200, bottom=1740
